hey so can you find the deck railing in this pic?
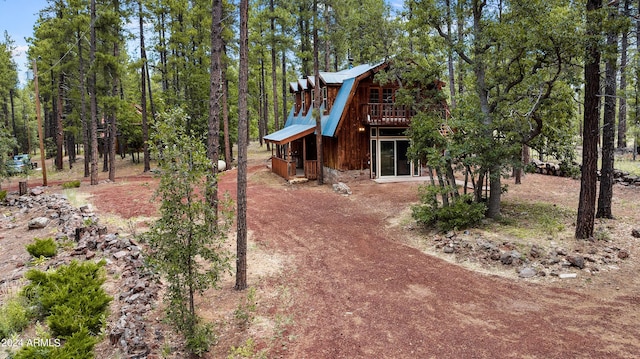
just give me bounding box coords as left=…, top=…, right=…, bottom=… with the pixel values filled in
left=304, top=160, right=318, bottom=180
left=272, top=157, right=296, bottom=179
left=364, top=103, right=414, bottom=126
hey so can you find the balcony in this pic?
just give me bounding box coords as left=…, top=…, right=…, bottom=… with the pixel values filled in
left=364, top=103, right=415, bottom=126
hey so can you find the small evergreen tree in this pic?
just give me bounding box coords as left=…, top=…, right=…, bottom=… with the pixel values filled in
left=0, top=127, right=17, bottom=189
left=145, top=108, right=232, bottom=356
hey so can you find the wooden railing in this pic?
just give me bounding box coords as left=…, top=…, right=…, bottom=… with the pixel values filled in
left=272, top=157, right=296, bottom=179
left=364, top=103, right=414, bottom=126
left=304, top=160, right=318, bottom=180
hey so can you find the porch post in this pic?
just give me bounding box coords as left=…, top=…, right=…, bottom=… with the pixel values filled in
left=303, top=137, right=307, bottom=174
left=287, top=144, right=293, bottom=177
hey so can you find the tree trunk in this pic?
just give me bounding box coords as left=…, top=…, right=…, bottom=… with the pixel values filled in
left=261, top=55, right=269, bottom=147
left=56, top=73, right=64, bottom=170
left=77, top=27, right=90, bottom=178
left=67, top=134, right=75, bottom=168
left=313, top=0, right=323, bottom=185
left=576, top=0, right=602, bottom=239
left=282, top=48, right=288, bottom=126
left=140, top=0, right=150, bottom=172
left=446, top=0, right=456, bottom=108
left=223, top=44, right=231, bottom=164
left=472, top=2, right=499, bottom=217
left=597, top=9, right=617, bottom=219
left=324, top=3, right=330, bottom=72
left=109, top=71, right=118, bottom=181
left=10, top=89, right=17, bottom=153
left=435, top=167, right=449, bottom=206
left=258, top=57, right=266, bottom=146
left=90, top=0, right=99, bottom=185
left=270, top=0, right=280, bottom=131
left=159, top=10, right=168, bottom=92
left=617, top=0, right=629, bottom=148
left=235, top=0, right=249, bottom=291
left=209, top=0, right=223, bottom=213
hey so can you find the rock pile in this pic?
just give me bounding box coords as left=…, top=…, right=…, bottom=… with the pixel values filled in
left=2, top=188, right=159, bottom=358
left=613, top=169, right=640, bottom=187
left=433, top=231, right=632, bottom=279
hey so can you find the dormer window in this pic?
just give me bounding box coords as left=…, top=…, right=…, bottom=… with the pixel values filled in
left=311, top=89, right=315, bottom=107
left=295, top=92, right=302, bottom=115
left=322, top=87, right=328, bottom=110
left=301, top=91, right=306, bottom=114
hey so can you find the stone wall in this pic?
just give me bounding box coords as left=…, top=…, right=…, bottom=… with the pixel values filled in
left=2, top=189, right=159, bottom=358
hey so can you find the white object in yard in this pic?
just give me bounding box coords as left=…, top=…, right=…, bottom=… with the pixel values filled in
left=218, top=160, right=226, bottom=171
left=559, top=273, right=577, bottom=279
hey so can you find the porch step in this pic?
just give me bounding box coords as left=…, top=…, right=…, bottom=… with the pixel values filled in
left=289, top=177, right=309, bottom=184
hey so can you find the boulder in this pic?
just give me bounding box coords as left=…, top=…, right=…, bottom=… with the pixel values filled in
left=518, top=267, right=537, bottom=278
left=28, top=217, right=49, bottom=229
left=566, top=254, right=585, bottom=269
left=332, top=182, right=352, bottom=195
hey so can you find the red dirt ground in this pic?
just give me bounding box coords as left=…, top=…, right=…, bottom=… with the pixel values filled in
left=4, top=149, right=640, bottom=358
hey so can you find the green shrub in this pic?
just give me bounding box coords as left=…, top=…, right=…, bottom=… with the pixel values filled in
left=412, top=187, right=486, bottom=231
left=185, top=322, right=216, bottom=357
left=50, top=327, right=98, bottom=359
left=22, top=260, right=112, bottom=337
left=26, top=238, right=58, bottom=258
left=12, top=344, right=53, bottom=359
left=559, top=161, right=581, bottom=179
left=0, top=189, right=7, bottom=201
left=234, top=287, right=257, bottom=329
left=61, top=180, right=81, bottom=189
left=0, top=295, right=31, bottom=339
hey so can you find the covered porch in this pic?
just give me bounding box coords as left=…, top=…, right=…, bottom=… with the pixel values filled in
left=264, top=124, right=319, bottom=180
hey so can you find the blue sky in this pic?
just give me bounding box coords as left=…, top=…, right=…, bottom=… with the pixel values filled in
left=0, top=0, right=48, bottom=85
left=1, top=0, right=404, bottom=87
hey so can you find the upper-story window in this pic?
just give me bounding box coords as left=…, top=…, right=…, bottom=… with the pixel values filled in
left=322, top=87, right=328, bottom=111
left=369, top=87, right=395, bottom=103
left=383, top=88, right=394, bottom=103
left=295, top=92, right=304, bottom=115
left=370, top=88, right=380, bottom=103
left=311, top=88, right=315, bottom=107
left=301, top=91, right=306, bottom=114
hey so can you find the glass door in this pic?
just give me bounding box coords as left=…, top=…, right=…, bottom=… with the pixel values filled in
left=380, top=141, right=395, bottom=176
left=379, top=140, right=411, bottom=177
left=396, top=140, right=410, bottom=176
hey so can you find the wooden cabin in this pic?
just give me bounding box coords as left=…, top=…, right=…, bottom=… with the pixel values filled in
left=264, top=61, right=442, bottom=182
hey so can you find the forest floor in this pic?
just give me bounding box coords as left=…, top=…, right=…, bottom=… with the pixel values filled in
left=1, top=144, right=640, bottom=358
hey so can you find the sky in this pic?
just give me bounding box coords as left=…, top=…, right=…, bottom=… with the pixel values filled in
left=0, top=0, right=48, bottom=86
left=1, top=0, right=404, bottom=87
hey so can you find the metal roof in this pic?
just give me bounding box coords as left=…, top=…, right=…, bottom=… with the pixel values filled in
left=286, top=61, right=386, bottom=89
left=323, top=77, right=355, bottom=136
left=298, top=79, right=308, bottom=91
left=268, top=61, right=386, bottom=141
left=308, top=75, right=316, bottom=87
left=319, top=71, right=350, bottom=85
left=263, top=124, right=316, bottom=145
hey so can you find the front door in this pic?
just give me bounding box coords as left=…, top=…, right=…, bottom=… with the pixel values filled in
left=379, top=139, right=411, bottom=177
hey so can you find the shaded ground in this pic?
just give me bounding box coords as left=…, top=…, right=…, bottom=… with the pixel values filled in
left=2, top=148, right=639, bottom=358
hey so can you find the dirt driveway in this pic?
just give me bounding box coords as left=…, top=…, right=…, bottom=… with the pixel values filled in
left=3, top=150, right=639, bottom=358
left=234, top=167, right=639, bottom=358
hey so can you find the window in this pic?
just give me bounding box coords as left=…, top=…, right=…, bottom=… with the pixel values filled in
left=379, top=128, right=406, bottom=136
left=369, top=88, right=380, bottom=118
left=322, top=87, right=328, bottom=110
left=383, top=88, right=394, bottom=103
left=369, top=88, right=380, bottom=103
left=301, top=91, right=306, bottom=114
